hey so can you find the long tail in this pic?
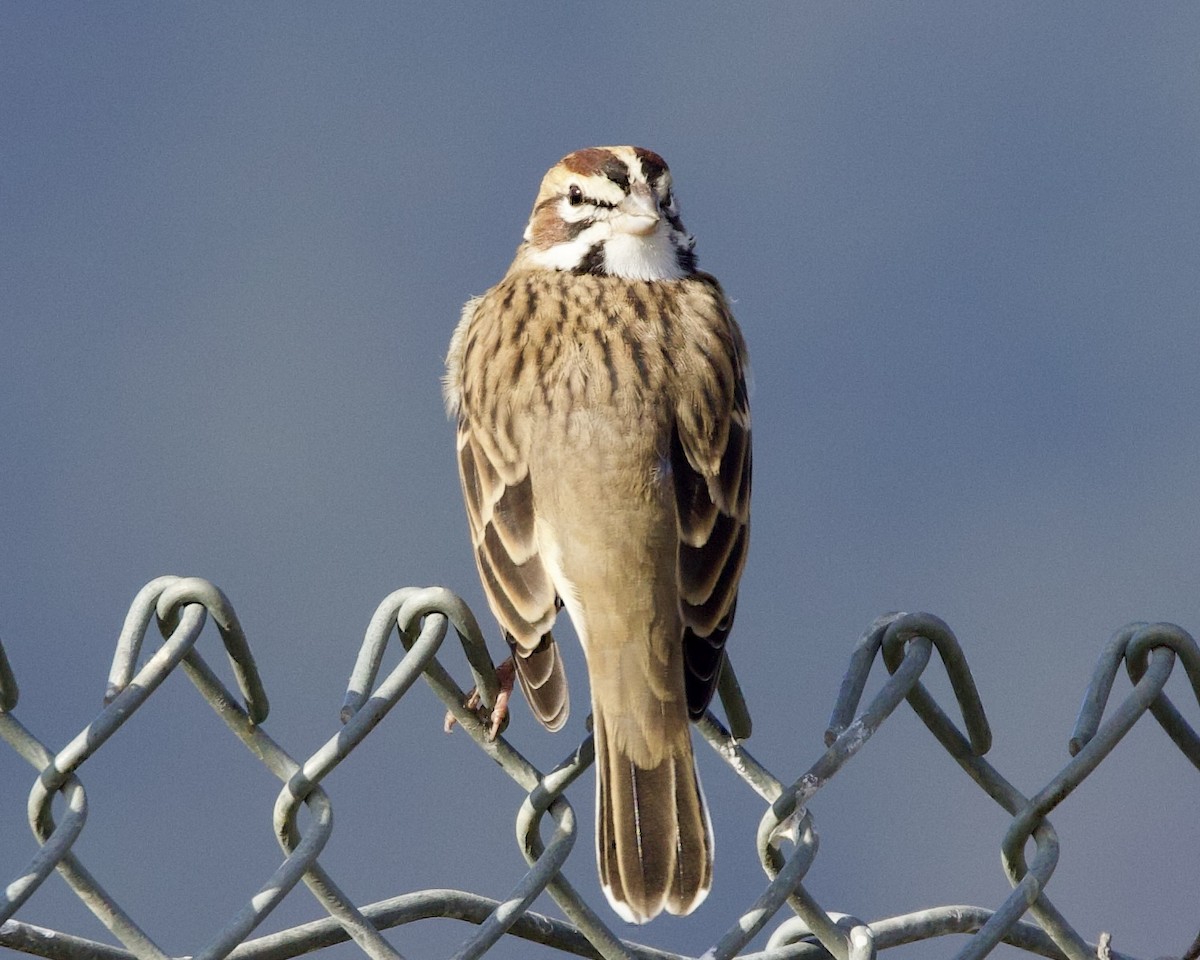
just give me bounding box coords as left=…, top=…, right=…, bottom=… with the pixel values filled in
left=593, top=704, right=713, bottom=924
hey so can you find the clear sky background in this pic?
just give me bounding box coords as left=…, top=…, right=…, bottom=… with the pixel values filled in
left=2, top=5, right=1198, bottom=959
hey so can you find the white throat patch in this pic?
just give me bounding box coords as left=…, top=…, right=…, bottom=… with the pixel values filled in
left=602, top=230, right=687, bottom=281
left=523, top=221, right=690, bottom=281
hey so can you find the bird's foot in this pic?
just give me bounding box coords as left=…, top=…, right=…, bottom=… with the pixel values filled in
left=444, top=656, right=515, bottom=740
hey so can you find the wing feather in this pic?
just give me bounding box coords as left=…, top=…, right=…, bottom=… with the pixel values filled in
left=450, top=291, right=569, bottom=731
left=673, top=279, right=752, bottom=721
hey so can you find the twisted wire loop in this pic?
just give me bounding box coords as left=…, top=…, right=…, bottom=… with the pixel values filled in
left=2, top=583, right=1199, bottom=960
left=0, top=651, right=88, bottom=927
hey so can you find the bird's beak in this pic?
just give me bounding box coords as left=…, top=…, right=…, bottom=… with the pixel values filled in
left=615, top=184, right=661, bottom=236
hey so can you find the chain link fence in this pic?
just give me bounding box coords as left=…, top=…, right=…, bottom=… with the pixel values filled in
left=1, top=575, right=1198, bottom=960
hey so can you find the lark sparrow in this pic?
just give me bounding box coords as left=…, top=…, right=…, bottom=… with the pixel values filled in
left=444, top=146, right=751, bottom=924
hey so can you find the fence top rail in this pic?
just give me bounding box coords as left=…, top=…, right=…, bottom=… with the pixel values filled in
left=2, top=578, right=1197, bottom=960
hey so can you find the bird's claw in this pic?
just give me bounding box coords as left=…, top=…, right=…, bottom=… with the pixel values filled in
left=444, top=657, right=516, bottom=740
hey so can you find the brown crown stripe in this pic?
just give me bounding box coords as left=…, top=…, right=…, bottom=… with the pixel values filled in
left=560, top=147, right=632, bottom=191
left=633, top=147, right=668, bottom=185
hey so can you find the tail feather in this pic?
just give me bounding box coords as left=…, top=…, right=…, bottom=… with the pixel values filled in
left=595, top=708, right=713, bottom=924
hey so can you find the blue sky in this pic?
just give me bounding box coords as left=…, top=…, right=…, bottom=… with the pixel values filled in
left=2, top=5, right=1198, bottom=959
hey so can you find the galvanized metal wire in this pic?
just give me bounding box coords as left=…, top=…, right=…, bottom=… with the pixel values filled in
left=2, top=576, right=1198, bottom=960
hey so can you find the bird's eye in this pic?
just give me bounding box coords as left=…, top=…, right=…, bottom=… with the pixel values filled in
left=567, top=185, right=584, bottom=206
left=661, top=191, right=674, bottom=209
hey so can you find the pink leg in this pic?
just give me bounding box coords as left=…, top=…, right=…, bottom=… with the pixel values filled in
left=444, top=657, right=516, bottom=740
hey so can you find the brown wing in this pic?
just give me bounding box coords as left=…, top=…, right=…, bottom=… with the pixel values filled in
left=672, top=280, right=752, bottom=720
left=454, top=365, right=569, bottom=732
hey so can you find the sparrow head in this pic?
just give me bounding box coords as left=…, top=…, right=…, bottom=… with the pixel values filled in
left=517, top=146, right=697, bottom=281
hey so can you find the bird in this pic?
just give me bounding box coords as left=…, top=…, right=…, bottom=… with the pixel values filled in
left=443, top=146, right=751, bottom=924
